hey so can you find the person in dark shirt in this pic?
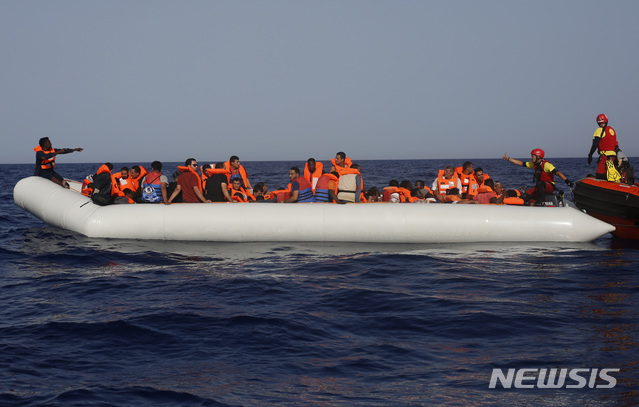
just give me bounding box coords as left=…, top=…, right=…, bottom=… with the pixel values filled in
left=33, top=137, right=83, bottom=188
left=204, top=162, right=234, bottom=202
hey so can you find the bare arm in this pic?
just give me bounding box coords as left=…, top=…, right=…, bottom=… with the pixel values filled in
left=555, top=171, right=569, bottom=182
left=284, top=190, right=299, bottom=203
left=168, top=184, right=181, bottom=203
left=161, top=182, right=169, bottom=204
left=194, top=186, right=211, bottom=203
left=503, top=153, right=523, bottom=166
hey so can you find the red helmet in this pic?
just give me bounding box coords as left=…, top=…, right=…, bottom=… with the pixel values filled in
left=596, top=114, right=608, bottom=124
left=531, top=148, right=545, bottom=159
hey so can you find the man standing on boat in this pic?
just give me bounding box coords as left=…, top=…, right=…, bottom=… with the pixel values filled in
left=33, top=137, right=83, bottom=188
left=502, top=149, right=574, bottom=206
left=587, top=113, right=620, bottom=181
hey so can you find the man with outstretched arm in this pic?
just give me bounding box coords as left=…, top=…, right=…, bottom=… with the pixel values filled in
left=503, top=149, right=574, bottom=206
left=33, top=137, right=83, bottom=188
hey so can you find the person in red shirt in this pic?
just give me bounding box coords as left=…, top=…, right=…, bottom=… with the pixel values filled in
left=168, top=158, right=211, bottom=203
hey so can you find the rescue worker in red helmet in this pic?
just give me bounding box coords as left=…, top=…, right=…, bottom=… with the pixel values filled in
left=502, top=149, right=574, bottom=206
left=588, top=113, right=620, bottom=180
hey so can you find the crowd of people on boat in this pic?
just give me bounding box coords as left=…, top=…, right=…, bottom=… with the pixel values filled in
left=33, top=114, right=633, bottom=207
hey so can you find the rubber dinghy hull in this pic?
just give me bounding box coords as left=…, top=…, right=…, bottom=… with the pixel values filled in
left=14, top=176, right=614, bottom=243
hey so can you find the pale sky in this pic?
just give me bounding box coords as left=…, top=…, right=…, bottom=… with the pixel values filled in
left=2, top=0, right=638, bottom=164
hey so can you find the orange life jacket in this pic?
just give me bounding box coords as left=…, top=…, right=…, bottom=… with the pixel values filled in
left=497, top=189, right=524, bottom=205
left=455, top=167, right=479, bottom=197
left=111, top=171, right=134, bottom=197
left=81, top=177, right=93, bottom=196
left=128, top=166, right=148, bottom=193
left=33, top=145, right=56, bottom=170
left=502, top=196, right=524, bottom=205
left=383, top=186, right=404, bottom=202
left=303, top=162, right=324, bottom=191
left=331, top=157, right=353, bottom=176
left=475, top=172, right=491, bottom=189
left=476, top=185, right=494, bottom=194
left=224, top=161, right=251, bottom=188
left=205, top=168, right=231, bottom=177
left=177, top=165, right=203, bottom=192
left=89, top=164, right=117, bottom=196
left=227, top=185, right=255, bottom=202
left=265, top=186, right=291, bottom=203
left=436, top=170, right=459, bottom=195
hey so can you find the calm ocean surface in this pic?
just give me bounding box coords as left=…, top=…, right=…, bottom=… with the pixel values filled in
left=2, top=158, right=639, bottom=406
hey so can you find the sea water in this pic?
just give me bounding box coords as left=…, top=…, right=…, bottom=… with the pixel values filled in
left=1, top=159, right=638, bottom=406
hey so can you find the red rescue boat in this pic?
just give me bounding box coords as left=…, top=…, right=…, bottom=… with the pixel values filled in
left=572, top=177, right=639, bottom=239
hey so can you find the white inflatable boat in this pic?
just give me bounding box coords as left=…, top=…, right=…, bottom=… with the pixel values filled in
left=14, top=176, right=614, bottom=243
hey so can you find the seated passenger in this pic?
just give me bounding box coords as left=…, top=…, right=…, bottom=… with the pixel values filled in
left=473, top=167, right=490, bottom=190
left=312, top=172, right=339, bottom=203
left=224, top=155, right=252, bottom=190
left=200, top=164, right=212, bottom=183
left=398, top=180, right=417, bottom=202
left=252, top=182, right=277, bottom=202
left=414, top=179, right=436, bottom=198
left=112, top=166, right=129, bottom=190
left=365, top=186, right=381, bottom=202
left=433, top=165, right=462, bottom=201
left=138, top=161, right=169, bottom=204
left=304, top=158, right=324, bottom=191
left=130, top=165, right=147, bottom=192
left=284, top=167, right=315, bottom=202
left=475, top=179, right=498, bottom=204
left=412, top=188, right=438, bottom=203
left=455, top=161, right=479, bottom=199
left=228, top=178, right=255, bottom=202
left=168, top=158, right=210, bottom=203
left=204, top=163, right=233, bottom=202
left=336, top=164, right=362, bottom=203
left=114, top=188, right=136, bottom=204
left=90, top=163, right=115, bottom=206
left=383, top=180, right=402, bottom=202
left=329, top=151, right=353, bottom=176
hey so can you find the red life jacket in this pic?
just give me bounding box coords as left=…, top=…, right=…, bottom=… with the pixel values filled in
left=533, top=160, right=555, bottom=184
left=597, top=126, right=619, bottom=155
left=314, top=173, right=339, bottom=202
